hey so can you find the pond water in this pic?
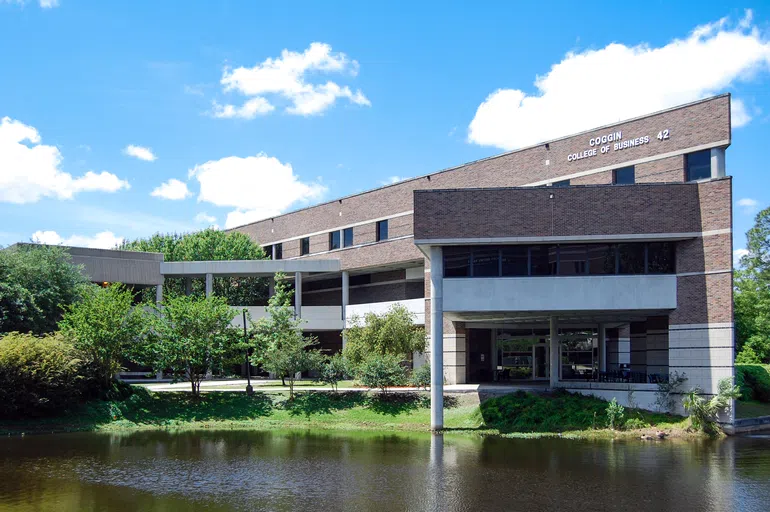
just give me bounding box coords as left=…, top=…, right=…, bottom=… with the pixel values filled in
left=0, top=430, right=768, bottom=511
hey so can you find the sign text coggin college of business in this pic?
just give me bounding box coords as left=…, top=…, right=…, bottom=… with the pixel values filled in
left=567, top=129, right=670, bottom=162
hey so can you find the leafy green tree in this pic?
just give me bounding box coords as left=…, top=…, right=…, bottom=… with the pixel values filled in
left=121, top=229, right=269, bottom=305
left=250, top=274, right=322, bottom=399
left=410, top=363, right=431, bottom=390
left=0, top=244, right=89, bottom=334
left=605, top=398, right=625, bottom=430
left=343, top=304, right=426, bottom=367
left=144, top=294, right=238, bottom=396
left=59, top=284, right=147, bottom=388
left=735, top=206, right=770, bottom=363
left=318, top=353, right=348, bottom=392
left=357, top=353, right=407, bottom=393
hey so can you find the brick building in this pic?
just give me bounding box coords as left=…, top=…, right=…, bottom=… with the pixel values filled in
left=231, top=94, right=734, bottom=427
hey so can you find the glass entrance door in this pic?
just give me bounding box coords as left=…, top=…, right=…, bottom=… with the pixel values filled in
left=533, top=345, right=549, bottom=380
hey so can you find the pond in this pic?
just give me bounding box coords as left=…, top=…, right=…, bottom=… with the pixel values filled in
left=0, top=430, right=769, bottom=511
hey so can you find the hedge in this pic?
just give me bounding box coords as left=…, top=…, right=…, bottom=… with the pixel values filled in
left=735, top=364, right=770, bottom=403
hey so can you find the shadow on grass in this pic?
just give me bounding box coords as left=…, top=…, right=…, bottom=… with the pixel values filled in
left=281, top=391, right=460, bottom=418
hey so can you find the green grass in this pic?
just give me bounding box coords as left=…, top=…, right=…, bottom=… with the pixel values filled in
left=0, top=387, right=690, bottom=439
left=736, top=400, right=770, bottom=419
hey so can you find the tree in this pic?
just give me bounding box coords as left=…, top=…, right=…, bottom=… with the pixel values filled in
left=343, top=304, right=426, bottom=367
left=683, top=378, right=741, bottom=433
left=59, top=284, right=147, bottom=388
left=121, top=229, right=269, bottom=305
left=735, top=206, right=770, bottom=363
left=357, top=353, right=407, bottom=393
left=250, top=273, right=322, bottom=399
left=144, top=294, right=238, bottom=396
left=318, top=353, right=348, bottom=392
left=0, top=244, right=89, bottom=334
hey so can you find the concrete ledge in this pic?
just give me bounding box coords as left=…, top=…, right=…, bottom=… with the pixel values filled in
left=161, top=259, right=341, bottom=277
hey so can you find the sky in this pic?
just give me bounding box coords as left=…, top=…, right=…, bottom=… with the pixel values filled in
left=1, top=1, right=770, bottom=264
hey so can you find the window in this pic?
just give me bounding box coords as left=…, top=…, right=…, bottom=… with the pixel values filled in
left=686, top=150, right=711, bottom=181
left=343, top=227, right=354, bottom=247
left=618, top=243, right=645, bottom=274
left=613, top=166, right=635, bottom=185
left=530, top=245, right=553, bottom=276
left=329, top=231, right=340, bottom=251
left=376, top=220, right=389, bottom=241
left=472, top=247, right=499, bottom=277
left=264, top=245, right=273, bottom=259
left=274, top=243, right=282, bottom=260
left=558, top=245, right=587, bottom=275
left=300, top=237, right=310, bottom=256
left=587, top=244, right=615, bottom=274
left=552, top=179, right=570, bottom=188
left=444, top=246, right=471, bottom=277
left=647, top=242, right=675, bottom=274
left=501, top=246, right=528, bottom=276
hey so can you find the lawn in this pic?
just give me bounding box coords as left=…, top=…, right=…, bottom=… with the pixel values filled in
left=736, top=400, right=770, bottom=419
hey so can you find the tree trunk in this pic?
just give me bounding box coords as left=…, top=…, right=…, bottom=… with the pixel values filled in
left=289, top=377, right=294, bottom=400
left=281, top=375, right=286, bottom=386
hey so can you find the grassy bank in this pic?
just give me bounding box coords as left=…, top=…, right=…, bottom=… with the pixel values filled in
left=0, top=388, right=693, bottom=439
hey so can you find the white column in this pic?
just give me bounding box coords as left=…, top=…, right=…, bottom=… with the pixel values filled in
left=599, top=323, right=606, bottom=373
left=341, top=271, right=349, bottom=349
left=710, top=147, right=726, bottom=178
left=430, top=246, right=444, bottom=431
left=549, top=316, right=559, bottom=388
left=156, top=279, right=164, bottom=304
left=294, top=271, right=302, bottom=318
left=271, top=245, right=277, bottom=260
left=205, top=273, right=213, bottom=297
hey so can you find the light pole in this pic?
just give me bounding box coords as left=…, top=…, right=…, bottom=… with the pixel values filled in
left=243, top=309, right=253, bottom=395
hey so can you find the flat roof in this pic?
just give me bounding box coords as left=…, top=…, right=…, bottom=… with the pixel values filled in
left=160, top=259, right=341, bottom=277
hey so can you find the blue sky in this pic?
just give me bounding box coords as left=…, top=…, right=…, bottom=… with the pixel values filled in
left=1, top=1, right=769, bottom=263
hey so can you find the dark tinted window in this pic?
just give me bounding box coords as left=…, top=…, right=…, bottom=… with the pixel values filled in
left=613, top=166, right=635, bottom=185
left=472, top=247, right=499, bottom=277
left=648, top=242, right=675, bottom=273
left=501, top=246, right=528, bottom=276
left=300, top=237, right=310, bottom=256
left=343, top=227, right=354, bottom=247
left=558, top=245, right=587, bottom=275
left=618, top=243, right=645, bottom=274
left=552, top=179, right=570, bottom=188
left=444, top=247, right=471, bottom=277
left=274, top=243, right=282, bottom=260
left=329, top=231, right=340, bottom=250
left=376, top=220, right=388, bottom=241
left=587, top=244, right=615, bottom=274
left=264, top=245, right=273, bottom=259
left=686, top=150, right=711, bottom=181
left=530, top=245, right=552, bottom=275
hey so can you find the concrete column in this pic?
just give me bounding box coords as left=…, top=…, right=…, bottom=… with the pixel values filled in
left=341, top=271, right=349, bottom=349
left=294, top=271, right=302, bottom=317
left=205, top=273, right=213, bottom=297
left=599, top=323, right=607, bottom=373
left=491, top=330, right=498, bottom=381
left=549, top=316, right=559, bottom=388
left=711, top=147, right=726, bottom=178
left=184, top=277, right=192, bottom=296
left=156, top=279, right=164, bottom=304
left=271, top=245, right=277, bottom=260
left=429, top=246, right=444, bottom=431
left=268, top=276, right=275, bottom=297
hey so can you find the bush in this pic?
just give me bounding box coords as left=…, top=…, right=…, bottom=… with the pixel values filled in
left=318, top=353, right=348, bottom=392
left=606, top=398, right=625, bottom=430
left=0, top=332, right=84, bottom=418
left=654, top=371, right=688, bottom=413
left=735, top=364, right=770, bottom=402
left=624, top=417, right=650, bottom=430
left=357, top=354, right=407, bottom=392
left=410, top=363, right=431, bottom=390
left=683, top=378, right=741, bottom=433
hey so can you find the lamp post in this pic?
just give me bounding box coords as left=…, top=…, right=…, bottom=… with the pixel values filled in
left=243, top=309, right=253, bottom=395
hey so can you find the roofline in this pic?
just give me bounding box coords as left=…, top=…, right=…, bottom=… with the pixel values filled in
left=226, top=93, right=731, bottom=232
left=7, top=242, right=163, bottom=259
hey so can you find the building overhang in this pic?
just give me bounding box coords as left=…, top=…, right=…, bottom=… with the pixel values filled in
left=160, top=259, right=341, bottom=278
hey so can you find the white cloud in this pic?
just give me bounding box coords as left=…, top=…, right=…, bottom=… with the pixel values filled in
left=0, top=117, right=129, bottom=204
left=380, top=176, right=409, bottom=185
left=123, top=144, right=157, bottom=162
left=211, top=97, right=275, bottom=119
left=218, top=42, right=370, bottom=117
left=194, top=212, right=218, bottom=228
left=151, top=178, right=192, bottom=200
left=39, top=0, right=58, bottom=7
left=468, top=10, right=770, bottom=150
left=734, top=248, right=750, bottom=266
left=188, top=152, right=327, bottom=228
left=737, top=197, right=760, bottom=215
left=32, top=230, right=124, bottom=250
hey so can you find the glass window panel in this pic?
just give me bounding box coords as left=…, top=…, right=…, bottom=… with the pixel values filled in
left=558, top=245, right=587, bottom=275
left=376, top=220, right=389, bottom=241
left=300, top=237, right=310, bottom=256
left=501, top=246, right=528, bottom=276
left=647, top=242, right=675, bottom=274
left=329, top=231, right=340, bottom=251
left=530, top=245, right=551, bottom=276
left=618, top=243, right=645, bottom=274
left=587, top=244, right=616, bottom=274
left=613, top=166, right=635, bottom=185
left=686, top=150, right=711, bottom=181
left=552, top=179, right=570, bottom=188
left=472, top=247, right=499, bottom=277
left=264, top=245, right=273, bottom=260
left=444, top=247, right=471, bottom=277
left=274, top=243, right=282, bottom=260
left=343, top=228, right=354, bottom=247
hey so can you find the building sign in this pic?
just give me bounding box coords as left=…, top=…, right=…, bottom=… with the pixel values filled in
left=567, top=129, right=670, bottom=162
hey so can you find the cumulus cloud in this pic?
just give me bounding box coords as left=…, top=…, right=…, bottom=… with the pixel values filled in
left=123, top=144, right=157, bottom=161
left=188, top=153, right=327, bottom=228
left=737, top=198, right=760, bottom=215
left=32, top=230, right=124, bottom=249
left=380, top=176, right=409, bottom=185
left=0, top=117, right=129, bottom=204
left=217, top=42, right=370, bottom=117
left=468, top=10, right=770, bottom=150
left=194, top=212, right=218, bottom=228
left=734, top=248, right=750, bottom=266
left=1, top=0, right=58, bottom=7
left=150, top=178, right=192, bottom=200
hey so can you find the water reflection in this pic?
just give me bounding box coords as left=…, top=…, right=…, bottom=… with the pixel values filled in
left=0, top=430, right=768, bottom=511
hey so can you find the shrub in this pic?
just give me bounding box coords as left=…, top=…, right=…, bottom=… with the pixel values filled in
left=357, top=353, right=407, bottom=393
left=683, top=378, right=742, bottom=433
left=318, top=353, right=348, bottom=392
left=654, top=371, right=688, bottom=413
left=410, top=363, right=431, bottom=390
left=735, top=364, right=770, bottom=402
left=736, top=347, right=761, bottom=364
left=624, top=417, right=650, bottom=430
left=0, top=332, right=84, bottom=418
left=606, top=398, right=625, bottom=430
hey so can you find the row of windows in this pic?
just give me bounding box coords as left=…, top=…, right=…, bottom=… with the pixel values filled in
left=443, top=242, right=675, bottom=278
left=551, top=149, right=712, bottom=187
left=265, top=219, right=392, bottom=259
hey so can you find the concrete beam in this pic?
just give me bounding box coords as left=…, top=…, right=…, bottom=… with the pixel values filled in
left=160, top=259, right=340, bottom=277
